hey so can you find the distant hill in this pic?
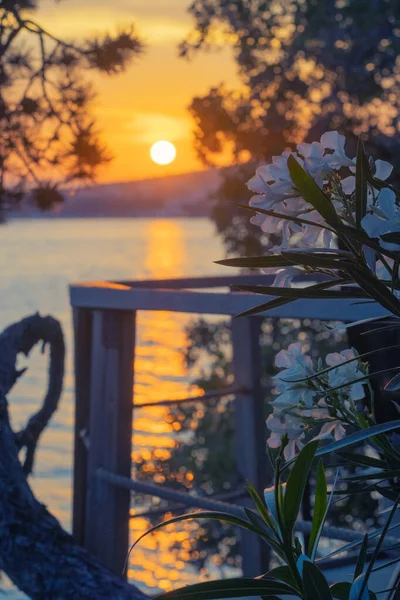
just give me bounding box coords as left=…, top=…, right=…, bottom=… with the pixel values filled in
left=14, top=169, right=222, bottom=219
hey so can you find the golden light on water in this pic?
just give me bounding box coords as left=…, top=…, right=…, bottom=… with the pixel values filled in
left=129, top=220, right=205, bottom=592
left=150, top=140, right=177, bottom=165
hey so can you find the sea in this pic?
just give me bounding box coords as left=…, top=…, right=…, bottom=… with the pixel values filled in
left=0, top=217, right=229, bottom=598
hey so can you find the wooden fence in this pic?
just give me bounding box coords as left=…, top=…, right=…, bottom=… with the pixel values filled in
left=69, top=274, right=388, bottom=580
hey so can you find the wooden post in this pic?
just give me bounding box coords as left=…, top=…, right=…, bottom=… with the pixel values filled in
left=231, top=316, right=271, bottom=577
left=72, top=307, right=93, bottom=545
left=84, top=309, right=136, bottom=574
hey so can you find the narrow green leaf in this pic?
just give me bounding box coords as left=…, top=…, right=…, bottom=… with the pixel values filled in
left=347, top=265, right=400, bottom=317
left=315, top=420, right=400, bottom=457
left=385, top=372, right=400, bottom=391
left=265, top=565, right=297, bottom=588
left=336, top=452, right=387, bottom=470
left=302, top=560, right=332, bottom=600
left=234, top=295, right=295, bottom=318
left=281, top=250, right=356, bottom=270
left=330, top=582, right=351, bottom=600
left=288, top=155, right=339, bottom=223
left=360, top=495, right=400, bottom=597
left=356, top=139, right=368, bottom=228
left=371, top=555, right=400, bottom=573
left=126, top=510, right=265, bottom=571
left=380, top=232, right=400, bottom=245
left=308, top=460, right=327, bottom=559
left=335, top=222, right=400, bottom=261
left=354, top=534, right=369, bottom=580
left=320, top=521, right=400, bottom=561
left=224, top=199, right=336, bottom=232
left=331, top=581, right=377, bottom=600
left=343, top=469, right=400, bottom=482
left=284, top=440, right=319, bottom=534
left=247, top=482, right=278, bottom=534
left=236, top=284, right=367, bottom=299
left=233, top=277, right=354, bottom=318
left=215, top=255, right=292, bottom=269
left=155, top=577, right=301, bottom=599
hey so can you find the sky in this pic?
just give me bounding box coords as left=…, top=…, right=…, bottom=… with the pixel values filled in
left=39, top=0, right=239, bottom=183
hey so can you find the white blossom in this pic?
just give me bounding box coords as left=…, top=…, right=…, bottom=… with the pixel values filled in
left=326, top=349, right=365, bottom=401
left=272, top=343, right=316, bottom=408
left=266, top=412, right=306, bottom=460
left=246, top=131, right=354, bottom=250
left=361, top=188, right=400, bottom=252
left=320, top=131, right=355, bottom=169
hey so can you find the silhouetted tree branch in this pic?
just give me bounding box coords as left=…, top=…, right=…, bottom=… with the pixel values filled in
left=0, top=0, right=144, bottom=219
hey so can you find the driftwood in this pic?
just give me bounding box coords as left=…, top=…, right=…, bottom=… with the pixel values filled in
left=0, top=313, right=147, bottom=599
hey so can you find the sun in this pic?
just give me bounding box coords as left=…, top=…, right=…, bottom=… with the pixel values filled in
left=150, top=140, right=176, bottom=166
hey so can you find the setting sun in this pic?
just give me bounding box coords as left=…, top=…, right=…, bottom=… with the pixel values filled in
left=150, top=141, right=177, bottom=166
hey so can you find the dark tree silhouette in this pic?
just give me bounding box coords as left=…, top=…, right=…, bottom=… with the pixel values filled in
left=0, top=0, right=143, bottom=220
left=181, top=0, right=400, bottom=255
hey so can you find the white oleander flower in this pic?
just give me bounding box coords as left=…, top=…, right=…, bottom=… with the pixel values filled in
left=341, top=159, right=393, bottom=197
left=266, top=412, right=306, bottom=460
left=326, top=349, right=366, bottom=401
left=319, top=419, right=346, bottom=441
left=361, top=188, right=400, bottom=252
left=246, top=131, right=354, bottom=250
left=319, top=131, right=356, bottom=169
left=273, top=343, right=316, bottom=408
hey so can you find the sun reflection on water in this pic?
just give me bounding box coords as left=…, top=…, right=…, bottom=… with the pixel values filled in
left=128, top=220, right=205, bottom=592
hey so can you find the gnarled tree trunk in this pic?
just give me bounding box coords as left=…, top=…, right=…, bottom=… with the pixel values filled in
left=0, top=314, right=147, bottom=599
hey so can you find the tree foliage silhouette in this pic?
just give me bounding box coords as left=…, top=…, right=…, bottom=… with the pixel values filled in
left=0, top=0, right=143, bottom=219
left=181, top=0, right=400, bottom=255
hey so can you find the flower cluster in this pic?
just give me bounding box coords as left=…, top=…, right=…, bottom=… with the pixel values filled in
left=247, top=132, right=354, bottom=249
left=266, top=343, right=368, bottom=460
left=247, top=131, right=396, bottom=287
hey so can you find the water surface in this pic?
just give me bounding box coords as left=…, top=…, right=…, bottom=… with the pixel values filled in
left=0, top=217, right=227, bottom=597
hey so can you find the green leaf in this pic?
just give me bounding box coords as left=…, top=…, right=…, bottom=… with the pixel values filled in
left=224, top=199, right=335, bottom=233
left=385, top=372, right=400, bottom=391
left=360, top=495, right=400, bottom=597
left=215, top=255, right=291, bottom=269
left=236, top=284, right=367, bottom=299
left=302, top=560, right=332, bottom=600
left=247, top=482, right=278, bottom=534
left=343, top=469, right=400, bottom=482
left=355, top=139, right=368, bottom=228
left=233, top=277, right=353, bottom=318
left=265, top=566, right=297, bottom=588
left=347, top=265, right=400, bottom=317
left=335, top=222, right=400, bottom=261
left=320, top=520, right=400, bottom=561
left=234, top=295, right=295, bottom=318
left=283, top=440, right=319, bottom=534
left=331, top=582, right=377, bottom=600
left=126, top=510, right=268, bottom=569
left=330, top=582, right=351, bottom=600
left=315, top=421, right=400, bottom=457
left=336, top=452, right=387, bottom=470
left=281, top=250, right=356, bottom=270
left=155, top=577, right=301, bottom=599
left=308, top=460, right=327, bottom=559
left=354, top=534, right=369, bottom=580
left=380, top=232, right=400, bottom=245
left=288, top=155, right=339, bottom=223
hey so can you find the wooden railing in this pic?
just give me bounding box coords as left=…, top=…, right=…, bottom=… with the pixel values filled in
left=69, top=275, right=388, bottom=579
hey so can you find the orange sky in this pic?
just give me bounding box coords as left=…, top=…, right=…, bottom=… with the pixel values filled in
left=39, top=0, right=239, bottom=183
